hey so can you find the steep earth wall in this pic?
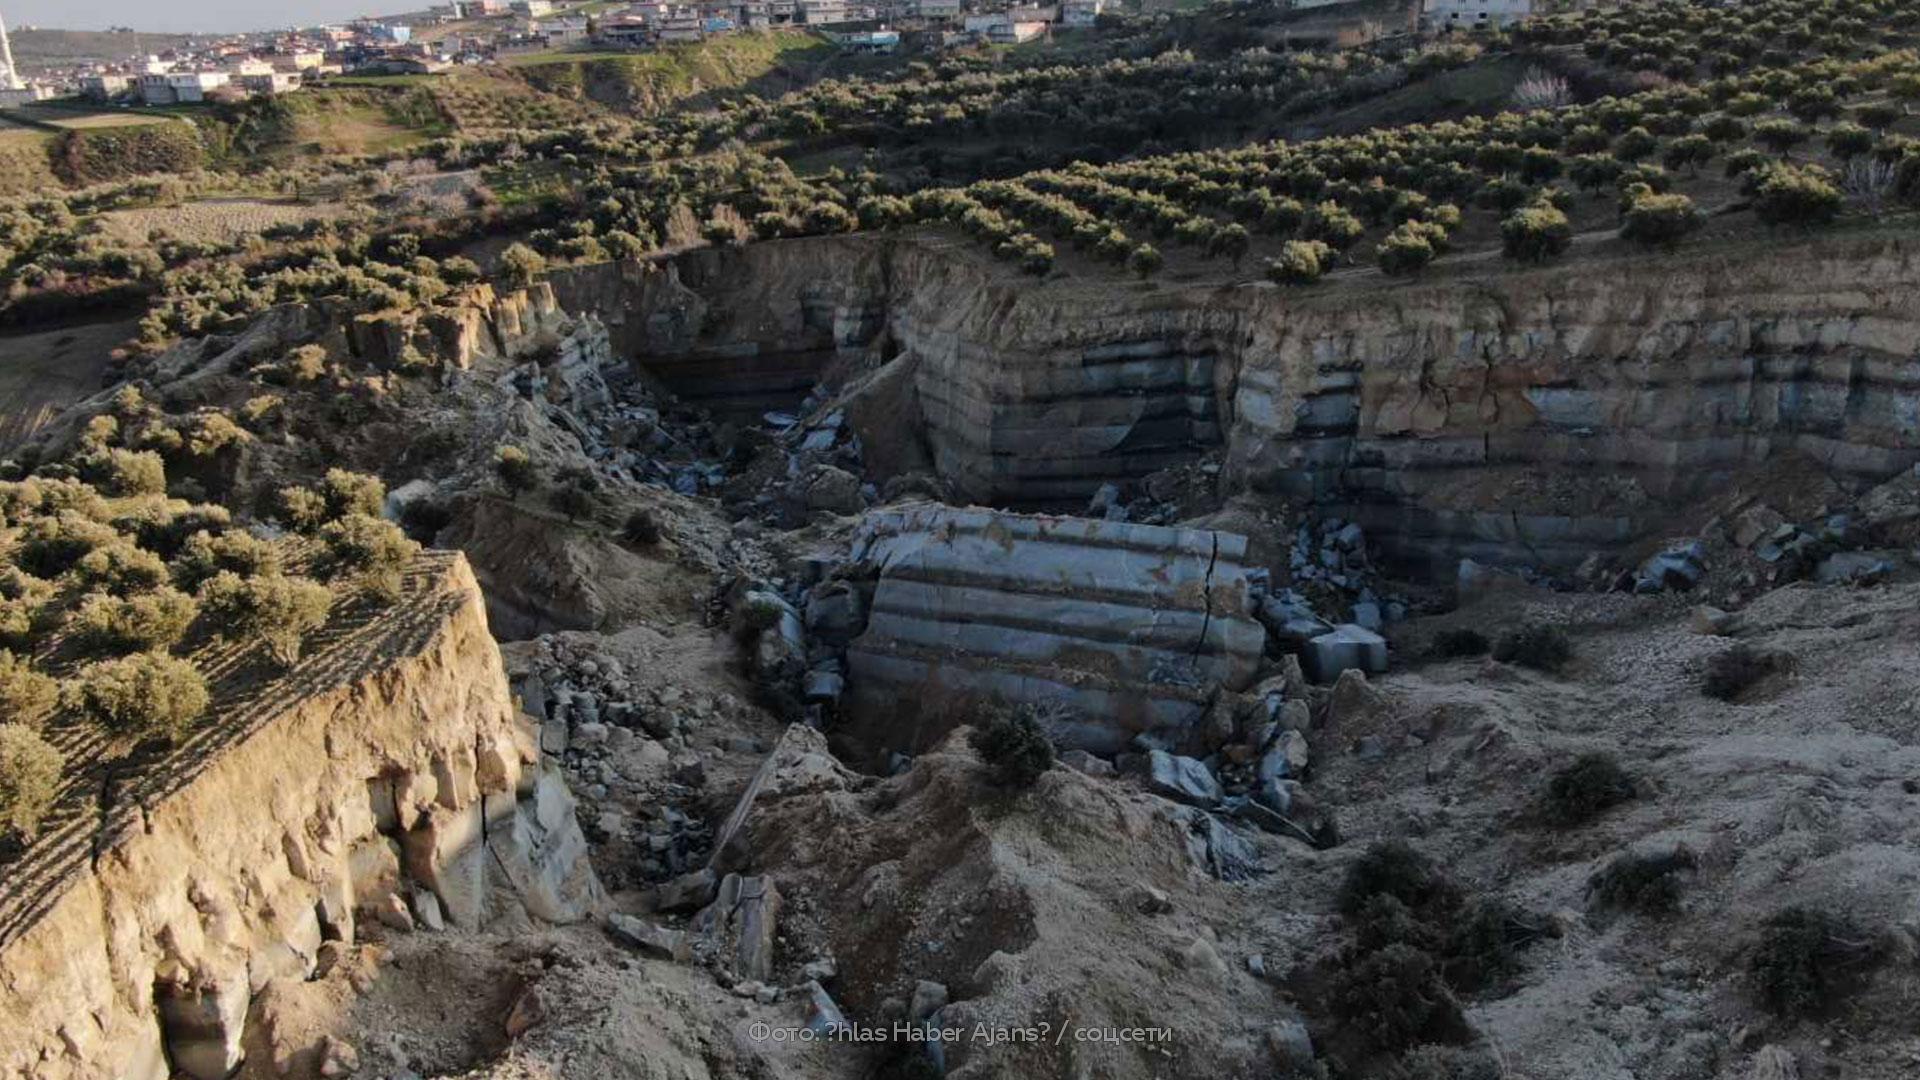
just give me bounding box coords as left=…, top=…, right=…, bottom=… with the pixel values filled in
left=554, top=231, right=1920, bottom=572
left=0, top=553, right=602, bottom=1080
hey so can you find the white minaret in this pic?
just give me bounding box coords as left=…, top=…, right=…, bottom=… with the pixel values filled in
left=0, top=13, right=20, bottom=92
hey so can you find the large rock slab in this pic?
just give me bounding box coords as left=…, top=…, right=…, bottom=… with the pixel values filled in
left=844, top=506, right=1267, bottom=754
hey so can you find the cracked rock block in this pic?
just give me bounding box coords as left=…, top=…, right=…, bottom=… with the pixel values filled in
left=845, top=506, right=1266, bottom=754
left=693, top=873, right=783, bottom=982
left=484, top=765, right=605, bottom=925
left=155, top=966, right=249, bottom=1080
left=1304, top=623, right=1388, bottom=683
left=402, top=803, right=487, bottom=929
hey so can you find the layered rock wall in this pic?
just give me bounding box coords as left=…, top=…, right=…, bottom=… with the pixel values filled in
left=560, top=232, right=1920, bottom=571
left=0, top=554, right=601, bottom=1080
left=842, top=506, right=1266, bottom=754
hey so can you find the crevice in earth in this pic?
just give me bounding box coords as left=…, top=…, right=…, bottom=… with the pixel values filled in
left=1191, top=530, right=1220, bottom=660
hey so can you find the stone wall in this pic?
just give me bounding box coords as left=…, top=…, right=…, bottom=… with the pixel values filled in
left=0, top=554, right=602, bottom=1080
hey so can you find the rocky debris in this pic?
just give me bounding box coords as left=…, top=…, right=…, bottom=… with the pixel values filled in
left=804, top=980, right=851, bottom=1037
left=607, top=914, right=692, bottom=962
left=691, top=873, right=782, bottom=983
left=1146, top=750, right=1223, bottom=807
left=1632, top=540, right=1708, bottom=593
left=156, top=970, right=251, bottom=1080
left=1750, top=1045, right=1800, bottom=1080
left=1303, top=623, right=1389, bottom=682
left=908, top=979, right=950, bottom=1023
left=1060, top=749, right=1115, bottom=777
left=655, top=868, right=719, bottom=914
left=1814, top=550, right=1895, bottom=585
left=1122, top=883, right=1173, bottom=915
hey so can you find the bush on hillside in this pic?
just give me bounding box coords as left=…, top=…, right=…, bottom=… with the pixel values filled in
left=500, top=243, right=547, bottom=288
left=66, top=652, right=210, bottom=745
left=1500, top=199, right=1572, bottom=262
left=1328, top=944, right=1465, bottom=1052
left=969, top=703, right=1056, bottom=789
left=1266, top=239, right=1333, bottom=284
left=1492, top=622, right=1572, bottom=670
left=1588, top=847, right=1696, bottom=915
left=1752, top=163, right=1843, bottom=226
left=320, top=469, right=386, bottom=520
left=78, top=448, right=167, bottom=497
left=1620, top=189, right=1701, bottom=246
left=1377, top=224, right=1437, bottom=276
left=0, top=724, right=64, bottom=840
left=0, top=650, right=58, bottom=727
left=495, top=445, right=538, bottom=499
left=1750, top=906, right=1877, bottom=1017
left=276, top=485, right=330, bottom=533
left=1427, top=628, right=1490, bottom=658
left=15, top=512, right=118, bottom=578
left=171, top=529, right=282, bottom=592
left=1704, top=643, right=1795, bottom=701
left=1339, top=841, right=1463, bottom=918
left=73, top=540, right=169, bottom=595
left=320, top=514, right=419, bottom=603
left=1389, top=1044, right=1501, bottom=1080
left=1542, top=752, right=1635, bottom=826
left=70, top=587, right=199, bottom=653
left=623, top=508, right=663, bottom=546
left=198, top=571, right=333, bottom=666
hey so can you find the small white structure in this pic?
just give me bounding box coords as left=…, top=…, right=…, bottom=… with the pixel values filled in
left=0, top=11, right=23, bottom=93
left=1420, top=0, right=1531, bottom=30
left=914, top=0, right=960, bottom=18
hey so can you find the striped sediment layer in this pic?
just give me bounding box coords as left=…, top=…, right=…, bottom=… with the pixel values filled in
left=843, top=505, right=1266, bottom=756
left=548, top=231, right=1920, bottom=572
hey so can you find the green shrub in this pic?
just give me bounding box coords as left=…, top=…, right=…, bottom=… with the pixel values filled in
left=969, top=703, right=1056, bottom=789
left=0, top=724, right=64, bottom=840
left=551, top=480, right=598, bottom=522
left=79, top=448, right=167, bottom=497
left=1543, top=752, right=1635, bottom=826
left=320, top=469, right=386, bottom=520
left=1751, top=163, right=1843, bottom=227
left=320, top=514, right=419, bottom=603
left=500, top=242, right=548, bottom=288
left=1377, top=224, right=1437, bottom=276
left=15, top=512, right=118, bottom=578
left=1750, top=906, right=1876, bottom=1017
left=1500, top=199, right=1572, bottom=263
left=70, top=587, right=199, bottom=653
left=1328, top=944, right=1465, bottom=1052
left=1126, top=243, right=1163, bottom=280
left=74, top=541, right=169, bottom=595
left=1620, top=189, right=1701, bottom=246
left=1492, top=622, right=1571, bottom=670
left=1266, top=239, right=1332, bottom=284
left=1339, top=841, right=1462, bottom=918
left=1589, top=847, right=1696, bottom=915
left=623, top=508, right=663, bottom=546
left=1440, top=898, right=1549, bottom=992
left=1753, top=117, right=1811, bottom=154
left=171, top=529, right=281, bottom=592
left=198, top=571, right=333, bottom=666
left=67, top=652, right=210, bottom=745
left=0, top=650, right=58, bottom=728
left=399, top=499, right=453, bottom=543
left=1704, top=643, right=1794, bottom=701
left=276, top=485, right=329, bottom=533
left=1428, top=628, right=1490, bottom=658
left=495, top=445, right=538, bottom=499
left=1302, top=201, right=1365, bottom=249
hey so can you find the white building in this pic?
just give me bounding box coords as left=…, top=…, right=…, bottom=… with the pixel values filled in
left=1420, top=0, right=1531, bottom=30
left=139, top=69, right=231, bottom=104
left=914, top=0, right=960, bottom=18
left=82, top=72, right=134, bottom=99
left=512, top=0, right=555, bottom=15
left=796, top=0, right=848, bottom=22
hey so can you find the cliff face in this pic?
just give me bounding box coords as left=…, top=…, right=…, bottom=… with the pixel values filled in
left=568, top=231, right=1920, bottom=570
left=0, top=554, right=602, bottom=1080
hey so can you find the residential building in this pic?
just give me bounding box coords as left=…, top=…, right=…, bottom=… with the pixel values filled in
left=81, top=72, right=133, bottom=99
left=536, top=15, right=592, bottom=43
left=1061, top=0, right=1102, bottom=26
left=239, top=71, right=302, bottom=94
left=914, top=0, right=960, bottom=18
left=595, top=15, right=654, bottom=45
left=359, top=22, right=414, bottom=43
left=139, top=69, right=230, bottom=104
left=1420, top=0, right=1531, bottom=29
left=227, top=57, right=275, bottom=76
left=512, top=0, right=555, bottom=15
left=826, top=27, right=899, bottom=49
left=796, top=0, right=849, bottom=23
left=657, top=14, right=706, bottom=39
left=989, top=19, right=1047, bottom=41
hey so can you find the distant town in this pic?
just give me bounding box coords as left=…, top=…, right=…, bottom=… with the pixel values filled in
left=0, top=0, right=1141, bottom=107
